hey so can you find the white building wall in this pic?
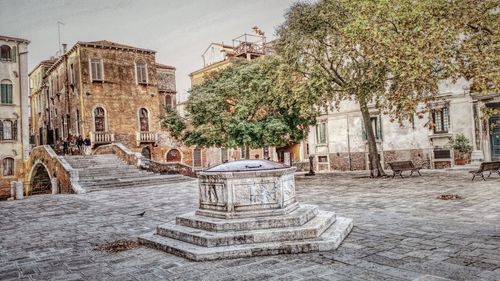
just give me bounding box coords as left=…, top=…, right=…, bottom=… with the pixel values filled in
left=308, top=80, right=479, bottom=170
left=0, top=36, right=30, bottom=199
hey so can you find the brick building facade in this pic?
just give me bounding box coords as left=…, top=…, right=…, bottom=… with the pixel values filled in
left=29, top=40, right=177, bottom=160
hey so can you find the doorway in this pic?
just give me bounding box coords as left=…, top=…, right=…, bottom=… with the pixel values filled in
left=490, top=115, right=500, bottom=161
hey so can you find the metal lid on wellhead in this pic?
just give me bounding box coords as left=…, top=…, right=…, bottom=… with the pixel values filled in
left=205, top=159, right=288, bottom=172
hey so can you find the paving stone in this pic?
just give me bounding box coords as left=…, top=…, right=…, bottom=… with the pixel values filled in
left=0, top=171, right=499, bottom=280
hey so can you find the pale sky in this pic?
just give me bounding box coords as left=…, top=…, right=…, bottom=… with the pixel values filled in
left=0, top=0, right=295, bottom=101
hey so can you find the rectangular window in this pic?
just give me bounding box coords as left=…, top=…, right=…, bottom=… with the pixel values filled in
left=69, top=64, right=75, bottom=85
left=221, top=147, right=228, bottom=163
left=0, top=85, right=12, bottom=103
left=1, top=120, right=16, bottom=140
left=433, top=107, right=449, bottom=133
left=316, top=122, right=327, bottom=144
left=318, top=155, right=328, bottom=163
left=90, top=59, right=103, bottom=81
left=362, top=116, right=383, bottom=141
left=193, top=148, right=202, bottom=167
left=263, top=146, right=270, bottom=160
left=434, top=149, right=451, bottom=159
left=3, top=158, right=14, bottom=176
left=1, top=84, right=13, bottom=104
left=165, top=95, right=172, bottom=110
left=136, top=63, right=147, bottom=84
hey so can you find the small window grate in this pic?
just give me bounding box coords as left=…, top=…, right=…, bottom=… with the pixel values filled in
left=434, top=149, right=451, bottom=159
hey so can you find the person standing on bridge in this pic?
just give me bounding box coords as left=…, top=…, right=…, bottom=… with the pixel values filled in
left=62, top=138, right=69, bottom=155
left=76, top=136, right=83, bottom=154
left=84, top=136, right=91, bottom=156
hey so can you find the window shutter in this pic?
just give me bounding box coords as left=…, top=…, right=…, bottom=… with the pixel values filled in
left=11, top=46, right=16, bottom=62
left=8, top=84, right=12, bottom=103
left=0, top=121, right=3, bottom=140
left=101, top=61, right=104, bottom=80
left=12, top=120, right=17, bottom=140
left=377, top=116, right=382, bottom=140
left=0, top=84, right=4, bottom=103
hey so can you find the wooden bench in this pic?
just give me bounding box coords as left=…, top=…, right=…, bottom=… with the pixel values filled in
left=388, top=161, right=422, bottom=178
left=469, top=161, right=500, bottom=181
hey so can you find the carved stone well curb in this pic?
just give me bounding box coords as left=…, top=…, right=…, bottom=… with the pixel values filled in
left=139, top=160, right=353, bottom=261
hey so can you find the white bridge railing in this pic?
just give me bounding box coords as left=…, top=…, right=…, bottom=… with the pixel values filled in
left=136, top=131, right=157, bottom=145
left=91, top=131, right=115, bottom=144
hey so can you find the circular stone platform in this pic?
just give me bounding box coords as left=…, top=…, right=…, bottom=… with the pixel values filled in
left=139, top=160, right=353, bottom=261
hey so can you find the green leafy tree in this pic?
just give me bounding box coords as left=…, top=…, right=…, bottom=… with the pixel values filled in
left=162, top=56, right=317, bottom=157
left=275, top=0, right=498, bottom=176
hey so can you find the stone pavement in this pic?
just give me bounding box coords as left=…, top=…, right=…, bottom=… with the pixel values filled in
left=0, top=170, right=499, bottom=281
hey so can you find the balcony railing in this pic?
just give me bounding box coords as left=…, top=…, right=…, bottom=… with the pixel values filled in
left=136, top=131, right=157, bottom=145
left=91, top=131, right=115, bottom=145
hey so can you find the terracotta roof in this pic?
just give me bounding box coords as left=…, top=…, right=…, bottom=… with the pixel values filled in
left=156, top=63, right=176, bottom=70
left=0, top=35, right=30, bottom=44
left=29, top=59, right=57, bottom=76
left=77, top=40, right=155, bottom=53
left=41, top=59, right=57, bottom=65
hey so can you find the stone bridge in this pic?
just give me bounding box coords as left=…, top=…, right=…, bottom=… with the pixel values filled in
left=26, top=145, right=84, bottom=195
left=26, top=143, right=196, bottom=196
left=93, top=143, right=197, bottom=177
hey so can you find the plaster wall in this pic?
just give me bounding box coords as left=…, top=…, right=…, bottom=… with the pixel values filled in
left=0, top=38, right=29, bottom=199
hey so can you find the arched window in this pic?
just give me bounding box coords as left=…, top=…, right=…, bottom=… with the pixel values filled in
left=3, top=157, right=14, bottom=176
left=94, top=107, right=105, bottom=132
left=1, top=80, right=13, bottom=104
left=166, top=149, right=181, bottom=162
left=136, top=60, right=147, bottom=84
left=139, top=108, right=149, bottom=131
left=0, top=45, right=11, bottom=61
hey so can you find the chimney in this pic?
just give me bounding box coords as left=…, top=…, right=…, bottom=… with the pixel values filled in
left=62, top=43, right=67, bottom=53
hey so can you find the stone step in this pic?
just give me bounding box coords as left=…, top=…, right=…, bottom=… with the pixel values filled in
left=156, top=211, right=336, bottom=247
left=64, top=157, right=122, bottom=163
left=73, top=163, right=139, bottom=168
left=78, top=170, right=153, bottom=176
left=69, top=163, right=130, bottom=168
left=80, top=178, right=185, bottom=187
left=79, top=170, right=153, bottom=176
left=65, top=154, right=118, bottom=157
left=86, top=178, right=194, bottom=192
left=63, top=153, right=193, bottom=193
left=139, top=216, right=353, bottom=261
left=80, top=176, right=187, bottom=187
left=176, top=205, right=319, bottom=232
left=79, top=174, right=158, bottom=182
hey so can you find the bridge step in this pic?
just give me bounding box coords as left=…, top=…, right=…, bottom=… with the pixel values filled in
left=63, top=154, right=193, bottom=192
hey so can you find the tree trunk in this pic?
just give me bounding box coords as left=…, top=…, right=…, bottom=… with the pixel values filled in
left=359, top=99, right=386, bottom=177
left=245, top=146, right=250, bottom=159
